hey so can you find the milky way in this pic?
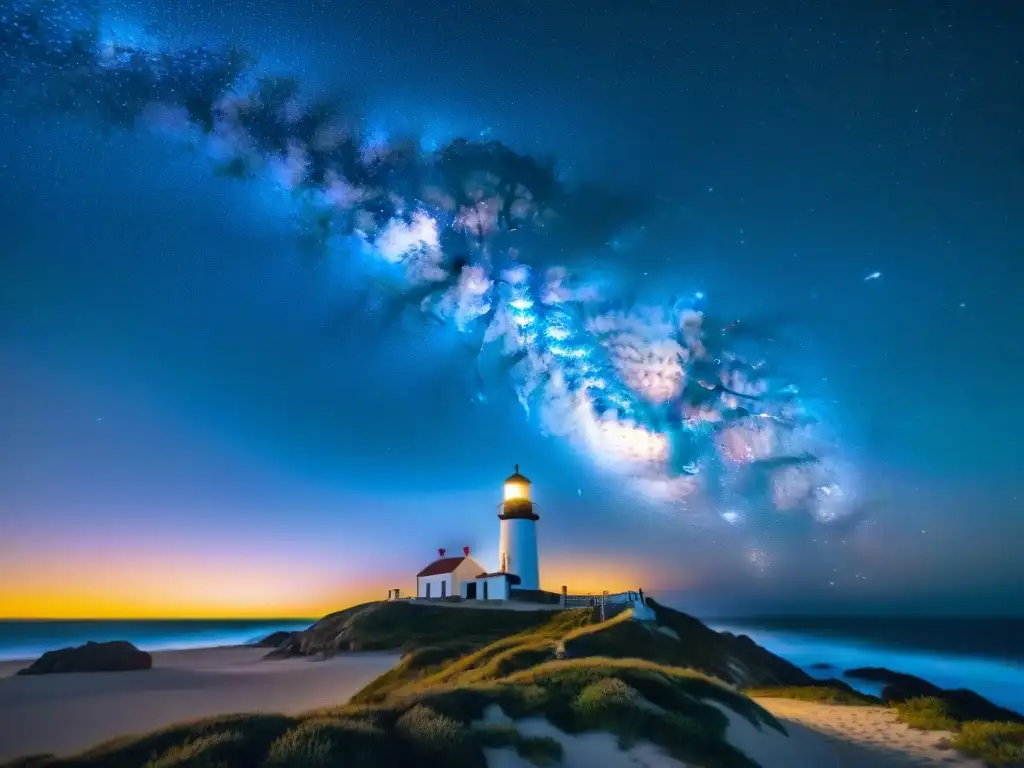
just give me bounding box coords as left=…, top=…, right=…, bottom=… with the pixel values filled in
left=2, top=0, right=862, bottom=534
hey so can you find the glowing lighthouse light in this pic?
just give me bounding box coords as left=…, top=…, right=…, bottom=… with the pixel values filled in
left=504, top=469, right=531, bottom=501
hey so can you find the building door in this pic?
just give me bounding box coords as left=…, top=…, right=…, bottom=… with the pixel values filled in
left=425, top=582, right=431, bottom=599
left=441, top=580, right=447, bottom=598
left=466, top=582, right=477, bottom=600
left=483, top=581, right=489, bottom=600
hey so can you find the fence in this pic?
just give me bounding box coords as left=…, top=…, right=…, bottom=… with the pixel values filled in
left=387, top=587, right=648, bottom=620
left=561, top=590, right=642, bottom=607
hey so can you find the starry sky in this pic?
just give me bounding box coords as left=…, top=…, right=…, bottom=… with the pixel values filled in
left=1, top=0, right=1022, bottom=619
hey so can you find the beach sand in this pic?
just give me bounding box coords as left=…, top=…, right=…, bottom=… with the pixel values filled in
left=0, top=646, right=400, bottom=762
left=748, top=696, right=987, bottom=768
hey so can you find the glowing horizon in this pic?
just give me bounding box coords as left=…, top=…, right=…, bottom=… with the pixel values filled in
left=0, top=547, right=665, bottom=619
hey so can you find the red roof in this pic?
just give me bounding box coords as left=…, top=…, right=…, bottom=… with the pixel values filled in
left=417, top=557, right=466, bottom=578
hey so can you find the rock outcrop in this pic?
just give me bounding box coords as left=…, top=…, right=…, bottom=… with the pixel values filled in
left=17, top=640, right=152, bottom=675
left=645, top=598, right=820, bottom=687
left=271, top=597, right=858, bottom=694
left=252, top=630, right=295, bottom=649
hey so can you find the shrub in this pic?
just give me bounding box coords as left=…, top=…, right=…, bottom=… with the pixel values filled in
left=951, top=721, right=1024, bottom=766
left=895, top=697, right=959, bottom=732
left=264, top=717, right=394, bottom=768
left=747, top=685, right=878, bottom=706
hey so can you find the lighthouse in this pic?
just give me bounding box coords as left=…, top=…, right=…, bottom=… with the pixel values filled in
left=498, top=464, right=540, bottom=591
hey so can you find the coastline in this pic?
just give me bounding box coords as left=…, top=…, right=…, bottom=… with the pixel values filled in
left=0, top=608, right=1018, bottom=768
left=0, top=645, right=999, bottom=767
left=0, top=620, right=315, bottom=663
left=0, top=645, right=400, bottom=762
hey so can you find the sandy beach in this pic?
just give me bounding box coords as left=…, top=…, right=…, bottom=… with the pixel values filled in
left=748, top=697, right=987, bottom=768
left=0, top=646, right=400, bottom=762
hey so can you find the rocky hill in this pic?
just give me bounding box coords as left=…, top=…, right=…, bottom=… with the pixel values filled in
left=266, top=598, right=824, bottom=691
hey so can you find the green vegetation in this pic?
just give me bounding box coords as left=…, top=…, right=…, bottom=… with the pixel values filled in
left=894, top=697, right=960, bottom=731
left=350, top=608, right=594, bottom=703
left=3, top=604, right=788, bottom=768
left=746, top=685, right=879, bottom=706
left=890, top=697, right=1024, bottom=767
left=275, top=601, right=593, bottom=657
left=952, top=721, right=1024, bottom=767
left=748, top=683, right=1024, bottom=765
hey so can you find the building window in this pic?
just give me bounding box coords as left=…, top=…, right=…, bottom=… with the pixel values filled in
left=483, top=581, right=489, bottom=600
left=425, top=582, right=431, bottom=599
left=441, top=580, right=447, bottom=598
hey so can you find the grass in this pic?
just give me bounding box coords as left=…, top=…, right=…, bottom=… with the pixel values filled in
left=746, top=685, right=879, bottom=706
left=748, top=684, right=1024, bottom=765
left=891, top=697, right=1024, bottom=767
left=952, top=721, right=1024, bottom=766
left=280, top=601, right=592, bottom=658
left=351, top=608, right=596, bottom=704
left=894, top=697, right=961, bottom=731
left=384, top=657, right=785, bottom=768
left=2, top=604, right=789, bottom=768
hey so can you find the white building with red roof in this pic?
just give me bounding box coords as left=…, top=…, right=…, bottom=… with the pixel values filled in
left=415, top=547, right=486, bottom=600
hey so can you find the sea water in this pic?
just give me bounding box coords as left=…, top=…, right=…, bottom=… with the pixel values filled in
left=708, top=616, right=1024, bottom=715
left=0, top=619, right=314, bottom=661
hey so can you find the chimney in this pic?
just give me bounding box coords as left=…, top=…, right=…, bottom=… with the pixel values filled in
left=438, top=548, right=446, bottom=558
left=463, top=546, right=470, bottom=557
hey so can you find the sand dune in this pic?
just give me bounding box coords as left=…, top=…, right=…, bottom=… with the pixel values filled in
left=476, top=698, right=988, bottom=768
left=0, top=646, right=400, bottom=762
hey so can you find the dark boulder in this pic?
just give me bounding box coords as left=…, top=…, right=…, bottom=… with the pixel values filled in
left=845, top=666, right=1024, bottom=724
left=846, top=666, right=938, bottom=688
left=17, top=640, right=152, bottom=675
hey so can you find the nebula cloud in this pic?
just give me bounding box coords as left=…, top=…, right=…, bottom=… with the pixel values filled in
left=1, top=0, right=862, bottom=530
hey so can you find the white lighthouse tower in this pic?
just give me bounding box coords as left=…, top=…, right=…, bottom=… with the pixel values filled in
left=498, top=465, right=540, bottom=591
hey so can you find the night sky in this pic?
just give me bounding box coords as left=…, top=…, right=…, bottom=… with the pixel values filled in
left=1, top=0, right=1022, bottom=619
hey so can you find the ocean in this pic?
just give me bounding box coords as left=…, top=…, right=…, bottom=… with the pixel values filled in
left=2, top=616, right=1022, bottom=717
left=708, top=616, right=1024, bottom=716
left=0, top=620, right=314, bottom=662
